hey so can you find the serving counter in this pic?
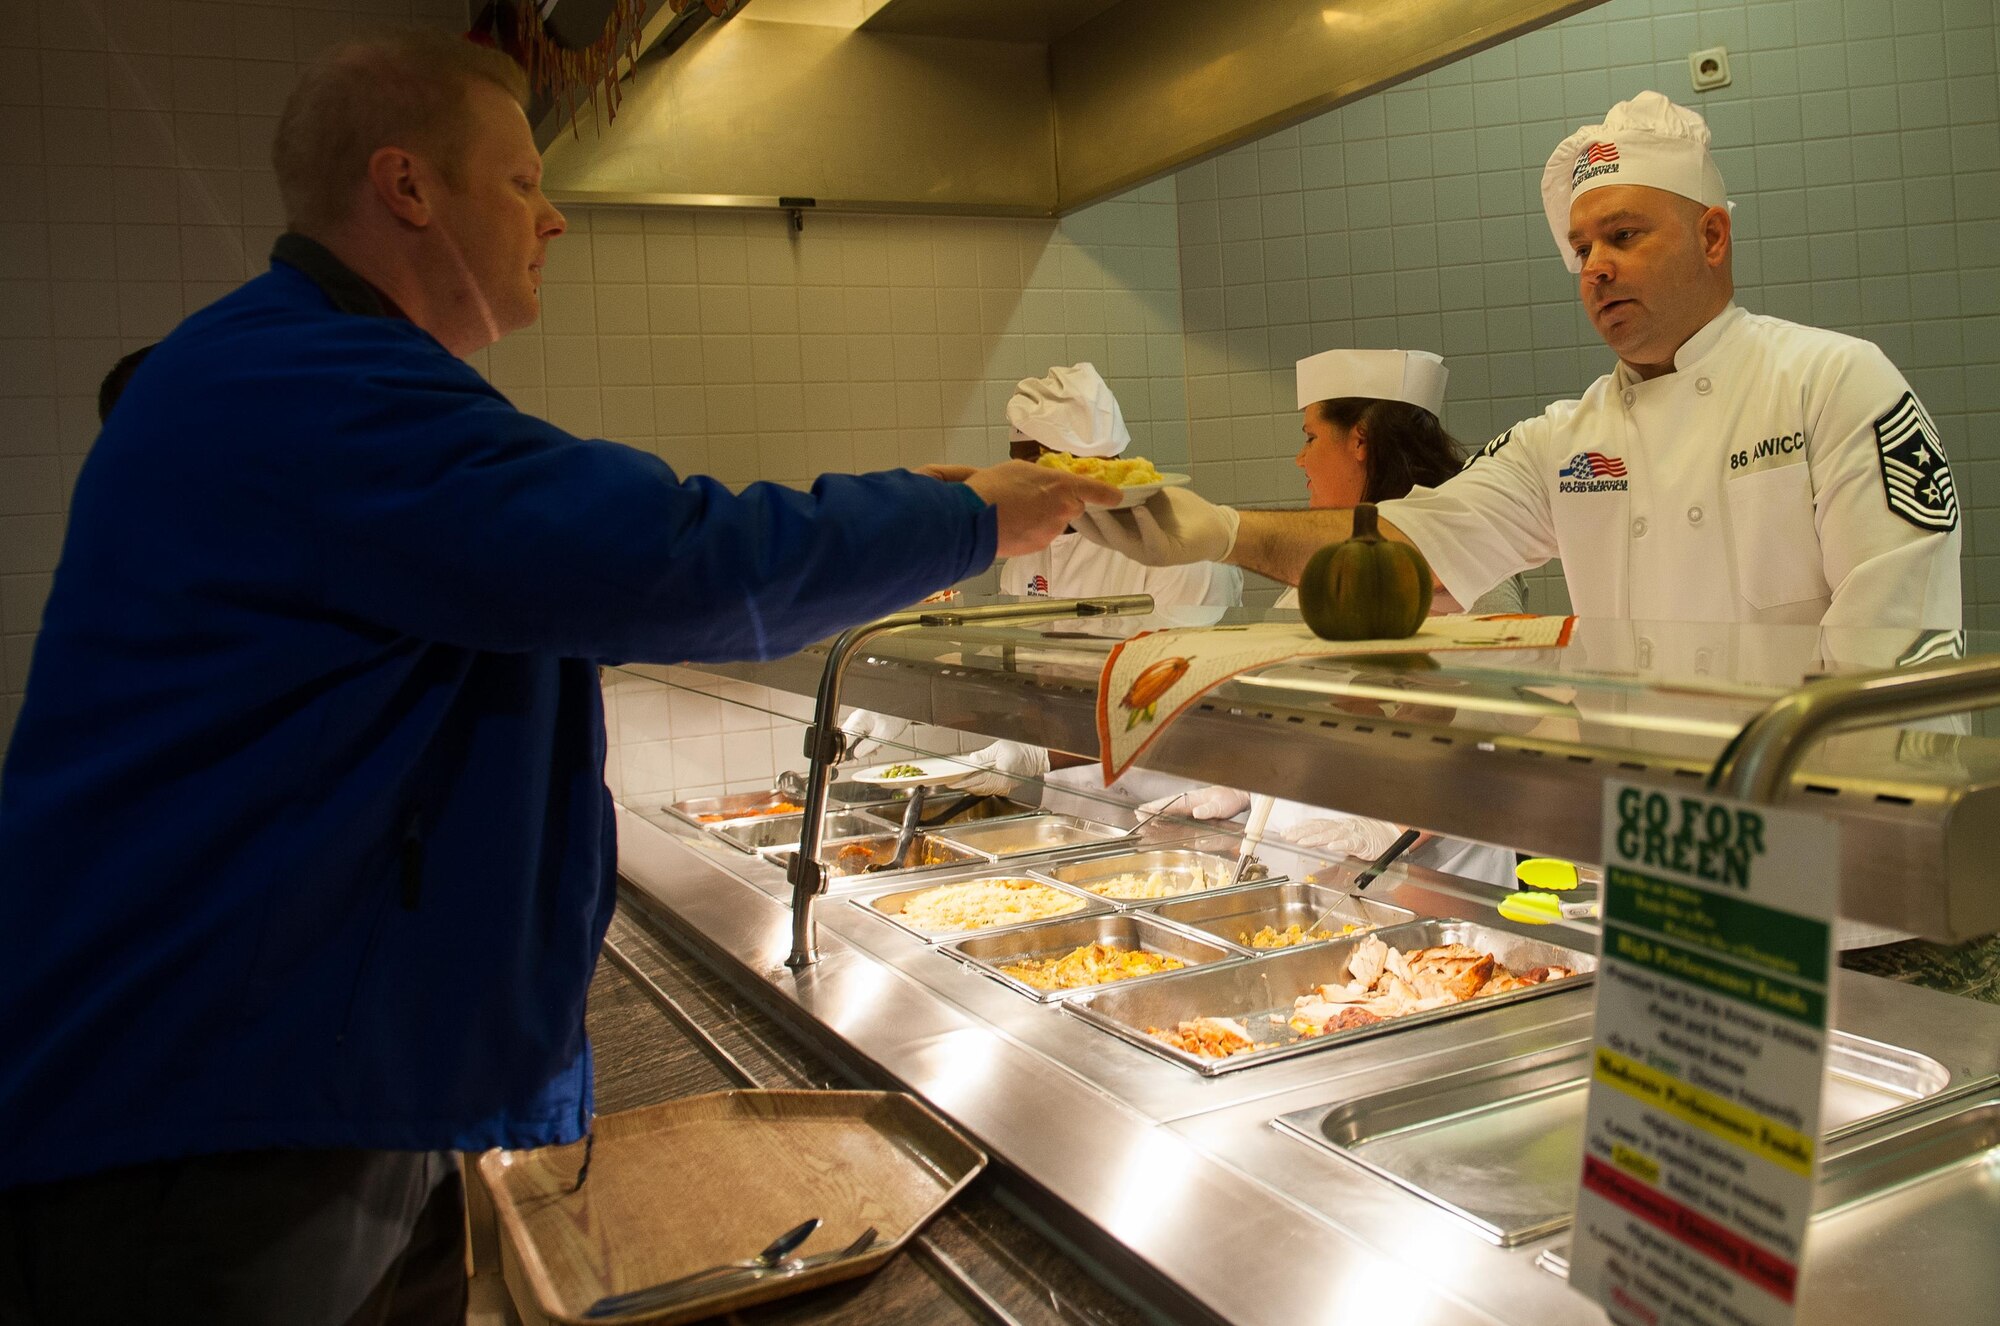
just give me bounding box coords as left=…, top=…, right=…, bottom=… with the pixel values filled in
left=601, top=607, right=2000, bottom=1324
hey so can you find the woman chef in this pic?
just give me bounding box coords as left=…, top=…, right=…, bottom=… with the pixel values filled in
left=1144, top=348, right=1522, bottom=885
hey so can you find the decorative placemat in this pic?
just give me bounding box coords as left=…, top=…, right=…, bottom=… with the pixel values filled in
left=1095, top=614, right=1576, bottom=782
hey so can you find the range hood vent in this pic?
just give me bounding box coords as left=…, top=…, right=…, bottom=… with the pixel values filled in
left=540, top=0, right=1607, bottom=215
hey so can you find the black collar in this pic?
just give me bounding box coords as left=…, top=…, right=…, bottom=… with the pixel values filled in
left=271, top=233, right=404, bottom=320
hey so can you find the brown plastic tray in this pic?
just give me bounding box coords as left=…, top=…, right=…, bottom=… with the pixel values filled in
left=482, top=1090, right=986, bottom=1325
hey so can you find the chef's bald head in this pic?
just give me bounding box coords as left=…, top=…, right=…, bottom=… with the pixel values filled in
left=272, top=29, right=528, bottom=234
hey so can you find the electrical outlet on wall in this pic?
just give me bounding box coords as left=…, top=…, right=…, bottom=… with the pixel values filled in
left=1688, top=46, right=1731, bottom=92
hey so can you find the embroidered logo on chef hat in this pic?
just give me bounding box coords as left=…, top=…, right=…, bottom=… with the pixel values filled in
left=1542, top=91, right=1730, bottom=273
left=1006, top=362, right=1130, bottom=458
left=1875, top=391, right=1958, bottom=533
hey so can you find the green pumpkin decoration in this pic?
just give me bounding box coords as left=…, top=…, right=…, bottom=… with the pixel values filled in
left=1299, top=503, right=1434, bottom=640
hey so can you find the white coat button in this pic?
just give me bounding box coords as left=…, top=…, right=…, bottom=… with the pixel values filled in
left=1696, top=377, right=1713, bottom=395
left=1622, top=389, right=1636, bottom=407
left=1688, top=505, right=1704, bottom=525
left=1637, top=638, right=1654, bottom=668
left=1633, top=517, right=1649, bottom=538
left=1695, top=647, right=1715, bottom=674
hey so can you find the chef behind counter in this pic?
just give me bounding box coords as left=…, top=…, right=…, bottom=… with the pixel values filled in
left=842, top=362, right=1242, bottom=815
left=1077, top=91, right=1967, bottom=956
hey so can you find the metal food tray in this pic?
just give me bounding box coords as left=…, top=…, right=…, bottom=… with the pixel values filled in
left=715, top=811, right=892, bottom=854
left=1271, top=1031, right=1952, bottom=1246
left=664, top=790, right=807, bottom=829
left=932, top=814, right=1128, bottom=859
left=1538, top=1086, right=2000, bottom=1323
left=1043, top=850, right=1283, bottom=906
left=764, top=832, right=988, bottom=884
left=1066, top=920, right=1595, bottom=1077
left=1139, top=881, right=1416, bottom=953
left=853, top=874, right=1113, bottom=943
left=940, top=913, right=1243, bottom=1003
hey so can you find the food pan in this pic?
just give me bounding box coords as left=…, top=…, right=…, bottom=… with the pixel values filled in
left=1043, top=850, right=1283, bottom=906
left=932, top=814, right=1126, bottom=858
left=941, top=913, right=1242, bottom=1003
left=1271, top=1032, right=1950, bottom=1246
left=1066, top=920, right=1595, bottom=1077
left=764, top=832, right=987, bottom=882
left=715, top=811, right=893, bottom=854
left=665, top=790, right=807, bottom=829
left=853, top=874, right=1112, bottom=943
left=1140, top=881, right=1415, bottom=952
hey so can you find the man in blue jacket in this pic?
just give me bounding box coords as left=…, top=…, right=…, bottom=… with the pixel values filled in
left=0, top=30, right=1115, bottom=1324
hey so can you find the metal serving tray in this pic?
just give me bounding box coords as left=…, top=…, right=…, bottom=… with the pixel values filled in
left=1043, top=850, right=1282, bottom=906
left=665, top=790, right=807, bottom=829
left=715, top=811, right=892, bottom=854
left=1139, top=881, right=1416, bottom=953
left=1066, top=920, right=1595, bottom=1077
left=933, top=814, right=1128, bottom=859
left=1538, top=1086, right=2000, bottom=1321
left=765, top=832, right=987, bottom=883
left=1272, top=1031, right=1952, bottom=1246
left=853, top=874, right=1112, bottom=943
left=940, top=912, right=1242, bottom=1003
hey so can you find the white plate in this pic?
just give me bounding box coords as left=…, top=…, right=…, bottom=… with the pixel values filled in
left=1110, top=472, right=1192, bottom=510
left=850, top=758, right=971, bottom=787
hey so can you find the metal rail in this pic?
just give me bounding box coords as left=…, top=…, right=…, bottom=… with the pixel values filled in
left=1712, top=654, right=2000, bottom=802
left=787, top=595, right=1154, bottom=968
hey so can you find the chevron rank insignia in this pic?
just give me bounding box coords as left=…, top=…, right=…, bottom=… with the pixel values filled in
left=1875, top=392, right=1958, bottom=532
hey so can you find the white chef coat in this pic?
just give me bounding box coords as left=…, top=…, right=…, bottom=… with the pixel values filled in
left=1001, top=531, right=1243, bottom=607
left=1380, top=305, right=1962, bottom=631
left=1005, top=534, right=1243, bottom=816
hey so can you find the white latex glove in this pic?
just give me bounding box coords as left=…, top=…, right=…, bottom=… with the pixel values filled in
left=1072, top=488, right=1241, bottom=567
left=949, top=740, right=1051, bottom=796
left=838, top=709, right=913, bottom=761
left=1281, top=814, right=1402, bottom=858
left=1136, top=785, right=1252, bottom=821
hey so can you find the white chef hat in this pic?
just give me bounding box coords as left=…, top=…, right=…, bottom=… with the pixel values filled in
left=1294, top=348, right=1448, bottom=415
left=1541, top=90, right=1730, bottom=273
left=1005, top=362, right=1130, bottom=458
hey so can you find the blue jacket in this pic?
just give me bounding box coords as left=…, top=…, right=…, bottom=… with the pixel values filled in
left=0, top=241, right=996, bottom=1188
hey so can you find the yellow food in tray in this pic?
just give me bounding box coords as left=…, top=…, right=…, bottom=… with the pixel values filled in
left=1147, top=1016, right=1257, bottom=1059
left=1240, top=922, right=1362, bottom=949
left=898, top=878, right=1083, bottom=933
left=1035, top=452, right=1163, bottom=486
left=1086, top=869, right=1222, bottom=901
left=998, top=942, right=1185, bottom=991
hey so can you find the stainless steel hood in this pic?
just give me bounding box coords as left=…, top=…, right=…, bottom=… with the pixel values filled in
left=540, top=0, right=1608, bottom=215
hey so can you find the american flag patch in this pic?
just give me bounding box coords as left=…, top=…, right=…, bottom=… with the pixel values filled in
left=1572, top=141, right=1621, bottom=185
left=1582, top=142, right=1619, bottom=165
left=1874, top=392, right=1958, bottom=533
left=1558, top=451, right=1628, bottom=480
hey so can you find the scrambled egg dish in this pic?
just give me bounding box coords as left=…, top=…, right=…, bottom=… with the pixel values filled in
left=1035, top=452, right=1163, bottom=486
left=999, top=942, right=1184, bottom=991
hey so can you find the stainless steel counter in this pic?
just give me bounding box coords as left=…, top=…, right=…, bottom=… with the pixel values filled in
left=615, top=803, right=2000, bottom=1325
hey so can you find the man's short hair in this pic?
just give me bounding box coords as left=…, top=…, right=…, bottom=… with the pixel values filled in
left=271, top=29, right=529, bottom=234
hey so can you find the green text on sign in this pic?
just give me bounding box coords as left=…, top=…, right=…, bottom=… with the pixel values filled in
left=1612, top=787, right=1767, bottom=890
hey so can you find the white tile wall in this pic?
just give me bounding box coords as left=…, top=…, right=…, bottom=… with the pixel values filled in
left=1175, top=0, right=2000, bottom=615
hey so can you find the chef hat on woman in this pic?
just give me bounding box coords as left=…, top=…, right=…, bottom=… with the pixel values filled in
left=1006, top=362, right=1130, bottom=458
left=1541, top=90, right=1730, bottom=273
left=1294, top=348, right=1448, bottom=416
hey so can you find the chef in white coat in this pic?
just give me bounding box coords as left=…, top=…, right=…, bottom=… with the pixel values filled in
left=1148, top=347, right=1521, bottom=884
left=851, top=364, right=1242, bottom=805
left=1073, top=91, right=1962, bottom=636
left=1073, top=93, right=1965, bottom=947
left=957, top=362, right=1242, bottom=802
